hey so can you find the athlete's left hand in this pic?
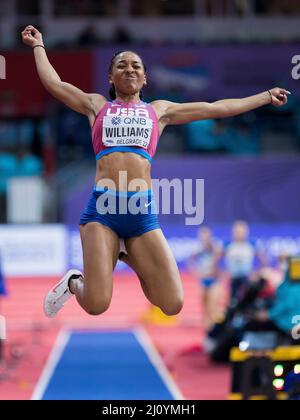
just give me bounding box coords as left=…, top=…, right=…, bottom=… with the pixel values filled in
left=269, top=87, right=290, bottom=107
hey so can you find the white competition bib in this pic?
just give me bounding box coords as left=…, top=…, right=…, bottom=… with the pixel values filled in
left=102, top=115, right=153, bottom=149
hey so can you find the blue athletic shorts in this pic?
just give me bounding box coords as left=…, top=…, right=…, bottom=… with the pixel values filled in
left=79, top=188, right=160, bottom=239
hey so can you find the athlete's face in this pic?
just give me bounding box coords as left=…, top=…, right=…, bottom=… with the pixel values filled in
left=109, top=52, right=146, bottom=96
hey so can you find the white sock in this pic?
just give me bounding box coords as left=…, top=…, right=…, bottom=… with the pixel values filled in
left=69, top=276, right=84, bottom=295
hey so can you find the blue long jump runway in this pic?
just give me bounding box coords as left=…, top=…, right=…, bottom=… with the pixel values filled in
left=39, top=330, right=179, bottom=400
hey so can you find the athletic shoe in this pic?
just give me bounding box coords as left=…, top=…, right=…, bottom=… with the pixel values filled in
left=43, top=269, right=83, bottom=318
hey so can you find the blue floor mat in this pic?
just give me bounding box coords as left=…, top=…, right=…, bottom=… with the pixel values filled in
left=42, top=330, right=174, bottom=400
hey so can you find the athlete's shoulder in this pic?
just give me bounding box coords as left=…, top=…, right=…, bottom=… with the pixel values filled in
left=89, top=94, right=108, bottom=115
left=88, top=95, right=109, bottom=128
left=90, top=93, right=107, bottom=106
left=149, top=100, right=174, bottom=121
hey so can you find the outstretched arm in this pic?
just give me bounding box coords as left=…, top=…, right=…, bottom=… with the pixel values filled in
left=21, top=25, right=105, bottom=118
left=157, top=88, right=290, bottom=126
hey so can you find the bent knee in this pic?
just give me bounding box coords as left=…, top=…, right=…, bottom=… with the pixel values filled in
left=160, top=298, right=184, bottom=316
left=84, top=297, right=111, bottom=316
left=86, top=303, right=110, bottom=316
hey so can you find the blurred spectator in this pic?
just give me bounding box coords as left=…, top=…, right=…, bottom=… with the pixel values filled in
left=54, top=0, right=118, bottom=17
left=212, top=120, right=234, bottom=153
left=268, top=0, right=300, bottom=15
left=186, top=119, right=219, bottom=152
left=207, top=262, right=300, bottom=362
left=0, top=147, right=43, bottom=222
left=112, top=26, right=132, bottom=44
left=55, top=105, right=92, bottom=164
left=258, top=252, right=289, bottom=295
left=255, top=0, right=300, bottom=15
left=277, top=253, right=290, bottom=276
left=185, top=118, right=260, bottom=155
left=188, top=227, right=222, bottom=330
left=16, top=0, right=40, bottom=16
left=76, top=24, right=102, bottom=47
left=254, top=0, right=270, bottom=15
left=227, top=122, right=261, bottom=156
left=17, top=147, right=43, bottom=177
left=131, top=0, right=194, bottom=16
left=223, top=220, right=266, bottom=301
left=245, top=265, right=300, bottom=343
left=205, top=0, right=248, bottom=16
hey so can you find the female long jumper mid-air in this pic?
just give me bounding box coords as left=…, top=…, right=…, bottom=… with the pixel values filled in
left=22, top=25, right=290, bottom=318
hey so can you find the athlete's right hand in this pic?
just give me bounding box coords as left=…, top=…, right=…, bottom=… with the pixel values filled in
left=21, top=25, right=44, bottom=48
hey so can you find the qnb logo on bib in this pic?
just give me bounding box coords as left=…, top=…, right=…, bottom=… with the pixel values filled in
left=103, top=115, right=153, bottom=149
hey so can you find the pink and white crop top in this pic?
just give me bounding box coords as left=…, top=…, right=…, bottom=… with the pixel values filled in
left=92, top=100, right=160, bottom=164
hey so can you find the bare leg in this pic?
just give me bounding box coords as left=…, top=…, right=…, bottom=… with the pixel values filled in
left=119, top=252, right=160, bottom=306
left=123, top=229, right=184, bottom=316
left=206, top=282, right=222, bottom=323
left=70, top=222, right=120, bottom=315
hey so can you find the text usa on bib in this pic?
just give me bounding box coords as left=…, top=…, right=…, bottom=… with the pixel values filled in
left=102, top=106, right=153, bottom=149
